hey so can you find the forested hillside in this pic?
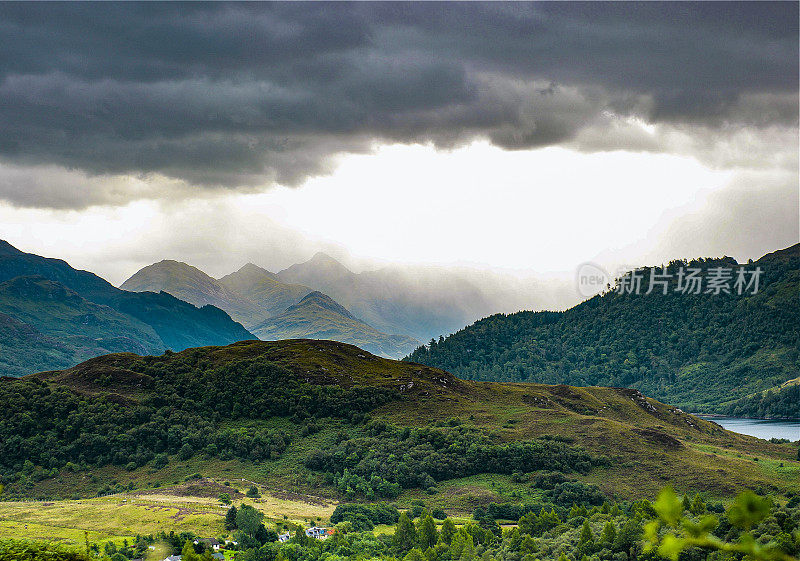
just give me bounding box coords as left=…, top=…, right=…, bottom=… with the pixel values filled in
left=723, top=379, right=800, bottom=419
left=407, top=245, right=799, bottom=412
left=1, top=339, right=796, bottom=503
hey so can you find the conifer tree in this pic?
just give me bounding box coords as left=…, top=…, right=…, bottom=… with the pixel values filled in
left=417, top=512, right=438, bottom=549
left=395, top=512, right=418, bottom=551
left=577, top=520, right=595, bottom=556
left=181, top=541, right=198, bottom=561
left=690, top=493, right=706, bottom=515
left=225, top=505, right=238, bottom=531
left=600, top=520, right=617, bottom=546
left=449, top=528, right=473, bottom=559
left=440, top=518, right=457, bottom=545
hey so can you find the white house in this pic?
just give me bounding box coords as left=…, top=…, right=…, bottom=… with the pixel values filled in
left=305, top=526, right=334, bottom=540
left=194, top=538, right=221, bottom=551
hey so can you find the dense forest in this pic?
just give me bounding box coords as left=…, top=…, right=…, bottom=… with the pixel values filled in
left=305, top=420, right=603, bottom=499
left=407, top=246, right=799, bottom=412
left=723, top=383, right=800, bottom=419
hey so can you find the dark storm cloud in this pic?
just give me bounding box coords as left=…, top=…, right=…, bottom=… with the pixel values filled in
left=0, top=2, right=797, bottom=207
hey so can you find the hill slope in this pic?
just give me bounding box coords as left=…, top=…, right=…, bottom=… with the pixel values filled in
left=121, top=260, right=264, bottom=328
left=252, top=291, right=421, bottom=358
left=218, top=263, right=313, bottom=319
left=723, top=377, right=800, bottom=419
left=1, top=339, right=796, bottom=504
left=0, top=312, right=88, bottom=377
left=0, top=241, right=254, bottom=376
left=407, top=245, right=800, bottom=413
left=0, top=276, right=165, bottom=376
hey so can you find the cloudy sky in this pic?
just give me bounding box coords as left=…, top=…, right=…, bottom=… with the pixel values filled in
left=0, top=2, right=797, bottom=285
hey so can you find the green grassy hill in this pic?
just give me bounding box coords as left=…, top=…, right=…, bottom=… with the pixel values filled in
left=0, top=276, right=165, bottom=376
left=1, top=340, right=796, bottom=508
left=252, top=292, right=421, bottom=358
left=0, top=241, right=254, bottom=377
left=407, top=245, right=799, bottom=413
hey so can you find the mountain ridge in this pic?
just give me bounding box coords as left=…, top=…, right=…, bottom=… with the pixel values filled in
left=122, top=258, right=421, bottom=358
left=0, top=241, right=255, bottom=377
left=121, top=259, right=264, bottom=327
left=217, top=262, right=313, bottom=320
left=276, top=252, right=580, bottom=342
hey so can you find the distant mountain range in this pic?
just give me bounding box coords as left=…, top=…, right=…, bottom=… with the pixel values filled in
left=0, top=240, right=254, bottom=377
left=0, top=240, right=571, bottom=376
left=120, top=251, right=582, bottom=351
left=408, top=244, right=800, bottom=413
left=121, top=259, right=421, bottom=358
left=275, top=252, right=579, bottom=342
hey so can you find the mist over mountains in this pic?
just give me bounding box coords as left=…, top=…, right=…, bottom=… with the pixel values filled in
left=274, top=252, right=580, bottom=342
left=0, top=239, right=580, bottom=377
left=121, top=258, right=422, bottom=358
left=121, top=251, right=581, bottom=350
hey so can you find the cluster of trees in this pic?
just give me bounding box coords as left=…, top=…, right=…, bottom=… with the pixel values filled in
left=724, top=384, right=800, bottom=420
left=125, top=354, right=397, bottom=421
left=305, top=421, right=603, bottom=498
left=0, top=353, right=396, bottom=494
left=407, top=253, right=799, bottom=412
left=0, top=378, right=290, bottom=491
left=330, top=502, right=401, bottom=531
left=476, top=482, right=605, bottom=523
left=224, top=504, right=278, bottom=549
